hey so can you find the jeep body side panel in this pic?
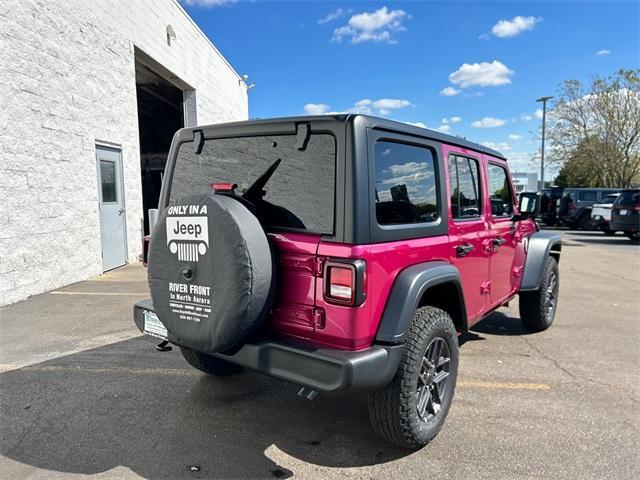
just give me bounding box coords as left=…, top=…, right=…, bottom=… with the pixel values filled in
left=314, top=239, right=450, bottom=350
left=520, top=230, right=562, bottom=291
left=374, top=261, right=467, bottom=344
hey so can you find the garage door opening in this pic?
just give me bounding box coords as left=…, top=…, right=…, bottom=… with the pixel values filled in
left=135, top=52, right=191, bottom=235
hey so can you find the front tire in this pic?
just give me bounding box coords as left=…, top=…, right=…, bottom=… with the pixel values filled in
left=519, top=256, right=559, bottom=331
left=368, top=306, right=458, bottom=449
left=180, top=347, right=242, bottom=376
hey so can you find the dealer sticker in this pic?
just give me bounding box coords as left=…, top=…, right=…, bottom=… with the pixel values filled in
left=143, top=310, right=168, bottom=340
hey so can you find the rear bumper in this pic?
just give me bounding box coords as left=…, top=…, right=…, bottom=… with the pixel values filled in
left=133, top=299, right=402, bottom=395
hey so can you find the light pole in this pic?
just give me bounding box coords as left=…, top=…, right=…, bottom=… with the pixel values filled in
left=536, top=96, right=553, bottom=190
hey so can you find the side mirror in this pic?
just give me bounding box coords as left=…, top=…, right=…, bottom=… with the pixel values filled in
left=515, top=192, right=539, bottom=220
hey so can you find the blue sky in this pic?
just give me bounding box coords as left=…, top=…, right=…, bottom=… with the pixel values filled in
left=181, top=0, right=639, bottom=176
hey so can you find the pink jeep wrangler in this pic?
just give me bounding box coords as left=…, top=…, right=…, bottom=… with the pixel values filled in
left=134, top=115, right=561, bottom=449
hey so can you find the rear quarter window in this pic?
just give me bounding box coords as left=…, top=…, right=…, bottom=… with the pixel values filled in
left=373, top=141, right=439, bottom=225
left=169, top=134, right=336, bottom=234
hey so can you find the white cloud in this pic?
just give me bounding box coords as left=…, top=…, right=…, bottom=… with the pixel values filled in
left=491, top=16, right=542, bottom=38
left=482, top=141, right=511, bottom=152
left=304, top=103, right=331, bottom=115
left=441, top=116, right=462, bottom=124
left=449, top=61, right=514, bottom=88
left=595, top=49, right=611, bottom=56
left=521, top=113, right=533, bottom=122
left=440, top=86, right=461, bottom=97
left=471, top=117, right=506, bottom=128
left=318, top=8, right=352, bottom=25
left=348, top=97, right=411, bottom=115
left=332, top=6, right=409, bottom=44
left=181, top=0, right=237, bottom=7
left=305, top=98, right=412, bottom=117
left=436, top=124, right=451, bottom=133
left=535, top=108, right=544, bottom=119
left=373, top=98, right=411, bottom=110
left=508, top=134, right=522, bottom=140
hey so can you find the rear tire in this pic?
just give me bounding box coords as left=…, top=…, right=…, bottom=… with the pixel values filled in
left=519, top=256, right=559, bottom=331
left=368, top=306, right=458, bottom=449
left=625, top=231, right=640, bottom=243
left=180, top=347, right=242, bottom=376
left=577, top=212, right=591, bottom=230
left=602, top=228, right=615, bottom=236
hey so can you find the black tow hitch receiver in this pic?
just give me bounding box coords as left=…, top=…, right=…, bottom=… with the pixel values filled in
left=155, top=340, right=172, bottom=352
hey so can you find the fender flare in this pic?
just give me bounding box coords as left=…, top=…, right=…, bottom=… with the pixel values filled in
left=374, top=261, right=468, bottom=344
left=520, top=230, right=562, bottom=291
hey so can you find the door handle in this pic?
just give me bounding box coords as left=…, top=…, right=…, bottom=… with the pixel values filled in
left=118, top=208, right=125, bottom=216
left=492, top=237, right=506, bottom=248
left=456, top=243, right=474, bottom=257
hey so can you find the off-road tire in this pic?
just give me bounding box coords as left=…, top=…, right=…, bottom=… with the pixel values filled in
left=577, top=212, right=591, bottom=230
left=180, top=347, right=242, bottom=376
left=519, top=256, right=559, bottom=331
left=368, top=306, right=458, bottom=450
left=625, top=231, right=640, bottom=243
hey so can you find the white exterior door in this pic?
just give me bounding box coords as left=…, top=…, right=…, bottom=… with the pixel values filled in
left=96, top=146, right=127, bottom=271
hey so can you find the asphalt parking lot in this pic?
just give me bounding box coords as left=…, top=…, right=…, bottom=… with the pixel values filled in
left=1, top=230, right=639, bottom=480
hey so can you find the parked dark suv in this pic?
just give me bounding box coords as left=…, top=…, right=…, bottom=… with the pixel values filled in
left=610, top=189, right=640, bottom=241
left=133, top=115, right=561, bottom=449
left=558, top=188, right=619, bottom=229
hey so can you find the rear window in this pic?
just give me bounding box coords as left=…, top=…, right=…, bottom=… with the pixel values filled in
left=615, top=190, right=640, bottom=206
left=169, top=134, right=336, bottom=234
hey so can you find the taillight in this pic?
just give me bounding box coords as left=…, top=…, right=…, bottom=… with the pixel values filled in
left=323, top=260, right=366, bottom=306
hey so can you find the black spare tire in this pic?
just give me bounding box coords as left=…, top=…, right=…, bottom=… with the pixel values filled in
left=148, top=193, right=274, bottom=353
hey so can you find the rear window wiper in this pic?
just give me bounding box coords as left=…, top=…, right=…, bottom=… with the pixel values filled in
left=242, top=158, right=282, bottom=200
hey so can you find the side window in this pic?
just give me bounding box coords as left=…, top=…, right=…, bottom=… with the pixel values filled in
left=374, top=141, right=439, bottom=225
left=579, top=191, right=597, bottom=202
left=487, top=163, right=514, bottom=217
left=448, top=155, right=482, bottom=220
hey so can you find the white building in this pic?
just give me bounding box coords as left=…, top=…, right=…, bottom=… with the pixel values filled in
left=511, top=172, right=539, bottom=193
left=0, top=0, right=249, bottom=306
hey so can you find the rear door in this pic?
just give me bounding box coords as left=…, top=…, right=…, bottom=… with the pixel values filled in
left=445, top=147, right=490, bottom=323
left=167, top=126, right=338, bottom=339
left=485, top=159, right=518, bottom=305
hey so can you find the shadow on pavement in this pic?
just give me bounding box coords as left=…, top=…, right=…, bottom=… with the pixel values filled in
left=471, top=311, right=535, bottom=337
left=0, top=337, right=408, bottom=479
left=567, top=237, right=636, bottom=246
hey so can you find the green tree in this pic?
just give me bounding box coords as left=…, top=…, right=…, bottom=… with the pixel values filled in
left=549, top=69, right=640, bottom=188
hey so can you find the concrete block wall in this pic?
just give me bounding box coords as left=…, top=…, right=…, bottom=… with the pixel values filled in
left=0, top=0, right=248, bottom=305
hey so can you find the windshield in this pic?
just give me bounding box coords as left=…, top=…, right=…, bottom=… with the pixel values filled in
left=169, top=134, right=336, bottom=234
left=601, top=195, right=618, bottom=205
left=614, top=190, right=640, bottom=206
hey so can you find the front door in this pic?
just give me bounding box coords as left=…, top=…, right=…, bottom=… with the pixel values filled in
left=446, top=150, right=490, bottom=323
left=485, top=160, right=518, bottom=305
left=96, top=145, right=127, bottom=271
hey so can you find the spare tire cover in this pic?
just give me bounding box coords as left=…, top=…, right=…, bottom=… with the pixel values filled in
left=148, top=193, right=274, bottom=353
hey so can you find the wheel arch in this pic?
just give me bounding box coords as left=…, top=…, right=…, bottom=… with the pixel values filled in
left=374, top=261, right=468, bottom=344
left=520, top=231, right=562, bottom=292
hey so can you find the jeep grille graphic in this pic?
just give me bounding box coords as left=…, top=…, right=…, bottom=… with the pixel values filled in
left=176, top=242, right=198, bottom=262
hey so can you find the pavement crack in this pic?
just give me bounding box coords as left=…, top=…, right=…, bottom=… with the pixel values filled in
left=521, top=336, right=640, bottom=405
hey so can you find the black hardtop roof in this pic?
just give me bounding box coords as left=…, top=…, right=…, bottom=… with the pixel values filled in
left=189, top=114, right=507, bottom=160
